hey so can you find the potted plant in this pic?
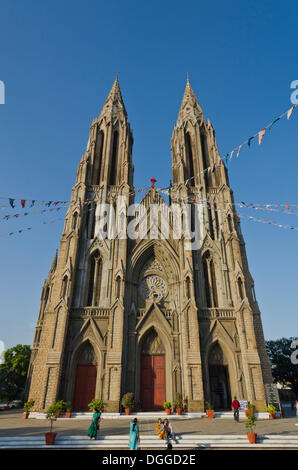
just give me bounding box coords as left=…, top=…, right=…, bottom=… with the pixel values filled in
left=174, top=393, right=183, bottom=415
left=45, top=403, right=58, bottom=445
left=244, top=402, right=254, bottom=417
left=54, top=400, right=67, bottom=418
left=245, top=414, right=257, bottom=444
left=267, top=404, right=277, bottom=419
left=205, top=401, right=214, bottom=418
left=88, top=398, right=105, bottom=413
left=24, top=398, right=35, bottom=419
left=163, top=401, right=172, bottom=415
left=65, top=402, right=72, bottom=418
left=121, top=392, right=134, bottom=415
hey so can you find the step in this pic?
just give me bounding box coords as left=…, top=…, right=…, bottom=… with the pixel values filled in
left=0, top=434, right=298, bottom=449
left=28, top=411, right=271, bottom=420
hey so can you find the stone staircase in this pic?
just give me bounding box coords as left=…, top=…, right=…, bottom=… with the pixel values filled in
left=29, top=411, right=271, bottom=420
left=0, top=434, right=297, bottom=449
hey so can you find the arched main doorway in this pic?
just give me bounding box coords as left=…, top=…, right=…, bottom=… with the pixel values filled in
left=73, top=341, right=97, bottom=411
left=208, top=343, right=232, bottom=410
left=140, top=330, right=166, bottom=411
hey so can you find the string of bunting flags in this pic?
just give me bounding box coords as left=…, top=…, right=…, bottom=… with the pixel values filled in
left=0, top=102, right=297, bottom=238
left=158, top=103, right=298, bottom=192
left=0, top=218, right=65, bottom=239
left=1, top=203, right=298, bottom=238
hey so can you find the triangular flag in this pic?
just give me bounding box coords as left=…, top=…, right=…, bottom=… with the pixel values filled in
left=258, top=128, right=266, bottom=145
left=248, top=136, right=254, bottom=147
left=268, top=117, right=280, bottom=131
left=229, top=150, right=234, bottom=161
left=287, top=106, right=295, bottom=120
left=9, top=198, right=15, bottom=208
left=21, top=200, right=26, bottom=208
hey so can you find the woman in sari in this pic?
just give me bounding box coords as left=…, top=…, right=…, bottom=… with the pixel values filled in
left=129, top=418, right=140, bottom=450
left=157, top=420, right=167, bottom=440
left=87, top=408, right=101, bottom=440
left=155, top=418, right=163, bottom=435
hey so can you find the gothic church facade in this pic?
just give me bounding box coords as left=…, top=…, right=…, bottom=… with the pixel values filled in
left=26, top=78, right=272, bottom=412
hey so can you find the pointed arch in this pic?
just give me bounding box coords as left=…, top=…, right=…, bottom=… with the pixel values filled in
left=109, top=130, right=119, bottom=185
left=202, top=250, right=218, bottom=307
left=185, top=132, right=195, bottom=179
left=237, top=276, right=244, bottom=300
left=72, top=340, right=98, bottom=411
left=92, top=129, right=104, bottom=185
left=207, top=341, right=232, bottom=410
left=86, top=250, right=102, bottom=306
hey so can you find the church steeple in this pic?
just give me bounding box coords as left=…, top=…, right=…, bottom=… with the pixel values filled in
left=177, top=78, right=204, bottom=125
left=171, top=79, right=227, bottom=189
left=82, top=77, right=134, bottom=188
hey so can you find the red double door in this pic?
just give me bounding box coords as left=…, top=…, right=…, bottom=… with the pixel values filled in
left=141, top=354, right=166, bottom=410
left=73, top=365, right=97, bottom=411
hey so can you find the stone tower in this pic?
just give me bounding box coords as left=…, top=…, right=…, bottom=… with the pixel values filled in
left=26, top=78, right=272, bottom=413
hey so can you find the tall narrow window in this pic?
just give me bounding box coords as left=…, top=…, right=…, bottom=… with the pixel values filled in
left=90, top=205, right=96, bottom=239
left=200, top=130, right=208, bottom=169
left=186, top=277, right=191, bottom=299
left=61, top=276, right=68, bottom=300
left=44, top=286, right=50, bottom=308
left=203, top=255, right=211, bottom=308
left=238, top=277, right=244, bottom=300
left=210, top=260, right=218, bottom=307
left=227, top=214, right=233, bottom=233
left=214, top=204, right=219, bottom=238
left=185, top=132, right=195, bottom=180
left=109, top=130, right=119, bottom=186
left=72, top=212, right=78, bottom=230
left=87, top=251, right=102, bottom=306
left=92, top=130, right=104, bottom=185
left=116, top=276, right=121, bottom=299
left=208, top=206, right=214, bottom=240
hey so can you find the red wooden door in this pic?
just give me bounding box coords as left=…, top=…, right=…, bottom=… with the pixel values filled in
left=153, top=355, right=165, bottom=409
left=141, top=355, right=165, bottom=410
left=73, top=364, right=97, bottom=411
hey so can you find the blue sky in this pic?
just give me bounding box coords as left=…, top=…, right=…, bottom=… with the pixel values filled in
left=0, top=0, right=297, bottom=349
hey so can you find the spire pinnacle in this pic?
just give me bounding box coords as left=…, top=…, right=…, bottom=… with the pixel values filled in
left=177, top=78, right=204, bottom=123
left=99, top=76, right=127, bottom=119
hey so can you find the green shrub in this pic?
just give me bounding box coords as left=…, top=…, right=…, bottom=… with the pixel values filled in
left=205, top=401, right=213, bottom=410
left=266, top=404, right=277, bottom=413
left=163, top=401, right=172, bottom=410
left=245, top=415, right=257, bottom=433
left=173, top=393, right=183, bottom=409
left=121, top=393, right=135, bottom=410
left=88, top=398, right=105, bottom=412
left=24, top=398, right=35, bottom=412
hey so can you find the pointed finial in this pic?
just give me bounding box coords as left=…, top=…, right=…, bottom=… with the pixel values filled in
left=186, top=72, right=189, bottom=83
left=115, top=71, right=120, bottom=80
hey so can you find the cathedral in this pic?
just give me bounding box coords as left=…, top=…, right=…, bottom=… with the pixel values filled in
left=26, top=77, right=273, bottom=412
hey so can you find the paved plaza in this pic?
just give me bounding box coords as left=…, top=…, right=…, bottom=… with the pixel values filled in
left=0, top=409, right=297, bottom=438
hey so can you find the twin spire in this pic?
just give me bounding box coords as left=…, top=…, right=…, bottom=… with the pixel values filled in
left=99, top=75, right=204, bottom=123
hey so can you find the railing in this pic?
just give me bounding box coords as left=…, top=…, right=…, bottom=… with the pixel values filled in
left=137, top=309, right=172, bottom=319
left=199, top=308, right=235, bottom=319
left=71, top=307, right=110, bottom=317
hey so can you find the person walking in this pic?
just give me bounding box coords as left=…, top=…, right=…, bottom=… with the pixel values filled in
left=129, top=418, right=140, bottom=450
left=87, top=408, right=101, bottom=440
left=232, top=396, right=240, bottom=422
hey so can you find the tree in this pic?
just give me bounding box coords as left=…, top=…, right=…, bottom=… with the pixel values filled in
left=0, top=344, right=31, bottom=403
left=266, top=337, right=298, bottom=397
